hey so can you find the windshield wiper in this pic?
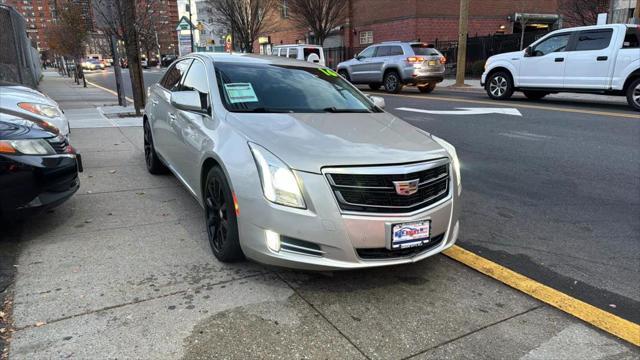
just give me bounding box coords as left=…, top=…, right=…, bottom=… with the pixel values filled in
left=322, top=107, right=371, bottom=113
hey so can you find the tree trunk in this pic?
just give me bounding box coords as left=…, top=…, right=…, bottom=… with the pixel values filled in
left=110, top=34, right=127, bottom=107
left=123, top=0, right=146, bottom=116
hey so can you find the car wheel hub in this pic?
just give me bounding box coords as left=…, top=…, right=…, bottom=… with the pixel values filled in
left=634, top=83, right=640, bottom=107
left=143, top=123, right=152, bottom=167
left=386, top=75, right=397, bottom=91
left=490, top=76, right=507, bottom=97
left=205, top=178, right=228, bottom=252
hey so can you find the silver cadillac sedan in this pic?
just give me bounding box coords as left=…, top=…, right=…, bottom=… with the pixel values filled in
left=144, top=53, right=461, bottom=270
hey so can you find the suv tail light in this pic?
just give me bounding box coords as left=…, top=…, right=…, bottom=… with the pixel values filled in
left=406, top=56, right=425, bottom=63
left=439, top=56, right=447, bottom=64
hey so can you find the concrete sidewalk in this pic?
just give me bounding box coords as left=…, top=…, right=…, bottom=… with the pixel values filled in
left=39, top=71, right=142, bottom=129
left=2, top=72, right=637, bottom=359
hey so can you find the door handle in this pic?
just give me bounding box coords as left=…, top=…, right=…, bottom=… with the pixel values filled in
left=596, top=56, right=608, bottom=61
left=554, top=57, right=564, bottom=62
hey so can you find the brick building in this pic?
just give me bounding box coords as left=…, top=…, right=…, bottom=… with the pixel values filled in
left=259, top=0, right=570, bottom=52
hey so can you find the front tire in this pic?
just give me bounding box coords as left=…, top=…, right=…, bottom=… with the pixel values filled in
left=626, top=78, right=640, bottom=111
left=522, top=90, right=548, bottom=100
left=204, top=167, right=243, bottom=262
left=486, top=71, right=514, bottom=100
left=384, top=71, right=403, bottom=94
left=418, top=83, right=436, bottom=93
left=143, top=119, right=169, bottom=175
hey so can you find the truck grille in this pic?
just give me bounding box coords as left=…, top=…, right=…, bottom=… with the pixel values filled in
left=325, top=160, right=450, bottom=214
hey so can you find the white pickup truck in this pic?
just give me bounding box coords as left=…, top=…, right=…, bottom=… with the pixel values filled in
left=481, top=24, right=640, bottom=111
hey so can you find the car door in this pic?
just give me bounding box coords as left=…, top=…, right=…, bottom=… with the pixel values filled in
left=349, top=46, right=376, bottom=83
left=152, top=58, right=192, bottom=168
left=519, top=32, right=573, bottom=88
left=564, top=28, right=615, bottom=89
left=171, top=59, right=212, bottom=190
left=370, top=46, right=391, bottom=82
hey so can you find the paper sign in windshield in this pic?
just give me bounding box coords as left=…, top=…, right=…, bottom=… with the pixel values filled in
left=223, top=83, right=259, bottom=103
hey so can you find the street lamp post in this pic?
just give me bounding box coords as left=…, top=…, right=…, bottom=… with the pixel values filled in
left=186, top=2, right=195, bottom=52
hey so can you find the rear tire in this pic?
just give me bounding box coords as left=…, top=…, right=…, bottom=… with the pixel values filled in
left=418, top=83, right=436, bottom=93
left=626, top=78, right=640, bottom=111
left=204, top=167, right=244, bottom=262
left=368, top=83, right=381, bottom=90
left=143, top=119, right=169, bottom=175
left=522, top=90, right=548, bottom=100
left=338, top=69, right=350, bottom=82
left=384, top=71, right=403, bottom=94
left=486, top=71, right=514, bottom=100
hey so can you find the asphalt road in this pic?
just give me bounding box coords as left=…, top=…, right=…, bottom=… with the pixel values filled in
left=85, top=68, right=640, bottom=322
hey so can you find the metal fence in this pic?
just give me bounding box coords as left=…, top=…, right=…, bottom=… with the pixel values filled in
left=0, top=4, right=41, bottom=88
left=324, top=31, right=549, bottom=74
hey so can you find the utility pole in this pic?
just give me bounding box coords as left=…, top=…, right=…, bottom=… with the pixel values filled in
left=187, top=1, right=195, bottom=52
left=110, top=34, right=127, bottom=106
left=455, top=0, right=469, bottom=87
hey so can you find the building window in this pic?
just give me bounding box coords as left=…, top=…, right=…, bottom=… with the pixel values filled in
left=359, top=31, right=373, bottom=45
left=281, top=0, right=288, bottom=18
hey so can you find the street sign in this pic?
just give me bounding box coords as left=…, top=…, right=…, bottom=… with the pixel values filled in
left=396, top=107, right=522, bottom=116
left=176, top=16, right=192, bottom=31
left=178, top=33, right=192, bottom=56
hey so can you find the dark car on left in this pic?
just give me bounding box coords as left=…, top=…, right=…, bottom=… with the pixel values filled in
left=0, top=108, right=82, bottom=219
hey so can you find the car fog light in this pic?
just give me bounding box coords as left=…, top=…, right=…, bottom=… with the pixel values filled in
left=265, top=230, right=280, bottom=252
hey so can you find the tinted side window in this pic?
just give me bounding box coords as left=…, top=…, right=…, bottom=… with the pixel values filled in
left=375, top=46, right=391, bottom=57
left=160, top=59, right=192, bottom=91
left=574, top=29, right=613, bottom=51
left=623, top=27, right=639, bottom=48
left=181, top=60, right=209, bottom=110
left=388, top=46, right=404, bottom=56
left=533, top=33, right=571, bottom=56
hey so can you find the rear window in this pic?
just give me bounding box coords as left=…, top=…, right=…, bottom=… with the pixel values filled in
left=623, top=27, right=639, bottom=48
left=574, top=29, right=613, bottom=51
left=411, top=44, right=440, bottom=56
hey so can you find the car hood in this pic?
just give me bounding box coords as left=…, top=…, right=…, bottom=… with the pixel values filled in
left=488, top=50, right=524, bottom=62
left=227, top=112, right=448, bottom=173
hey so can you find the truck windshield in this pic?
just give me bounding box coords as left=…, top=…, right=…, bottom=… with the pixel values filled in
left=214, top=62, right=380, bottom=113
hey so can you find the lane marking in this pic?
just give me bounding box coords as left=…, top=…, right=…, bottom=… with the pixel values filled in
left=443, top=245, right=640, bottom=346
left=397, top=107, right=522, bottom=116
left=371, top=92, right=640, bottom=119
left=85, top=79, right=134, bottom=103
left=499, top=131, right=551, bottom=141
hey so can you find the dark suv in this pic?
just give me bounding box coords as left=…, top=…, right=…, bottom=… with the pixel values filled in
left=337, top=42, right=446, bottom=93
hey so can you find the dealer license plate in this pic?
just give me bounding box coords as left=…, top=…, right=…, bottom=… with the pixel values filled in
left=391, top=221, right=431, bottom=249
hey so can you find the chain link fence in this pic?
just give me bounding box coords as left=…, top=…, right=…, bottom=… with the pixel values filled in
left=0, top=4, right=41, bottom=88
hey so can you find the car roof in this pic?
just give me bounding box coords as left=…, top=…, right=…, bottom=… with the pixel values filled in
left=187, top=53, right=324, bottom=69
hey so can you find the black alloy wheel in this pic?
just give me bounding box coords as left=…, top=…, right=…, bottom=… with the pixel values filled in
left=143, top=120, right=168, bottom=174
left=204, top=167, right=243, bottom=262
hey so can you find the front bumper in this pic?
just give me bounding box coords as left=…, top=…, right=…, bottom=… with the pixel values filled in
left=236, top=167, right=460, bottom=271
left=0, top=153, right=81, bottom=218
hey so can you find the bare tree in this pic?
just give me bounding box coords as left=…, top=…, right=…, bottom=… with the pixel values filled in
left=48, top=2, right=90, bottom=86
left=208, top=0, right=277, bottom=52
left=287, top=0, right=347, bottom=45
left=559, top=0, right=603, bottom=27
left=92, top=0, right=156, bottom=114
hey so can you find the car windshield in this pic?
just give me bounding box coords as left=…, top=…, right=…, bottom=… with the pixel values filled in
left=411, top=44, right=440, bottom=56
left=214, top=62, right=380, bottom=113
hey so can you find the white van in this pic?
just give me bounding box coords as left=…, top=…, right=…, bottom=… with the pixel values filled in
left=272, top=44, right=326, bottom=66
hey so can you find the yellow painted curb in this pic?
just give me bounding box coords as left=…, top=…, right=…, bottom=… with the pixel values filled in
left=372, top=92, right=640, bottom=119
left=443, top=245, right=640, bottom=346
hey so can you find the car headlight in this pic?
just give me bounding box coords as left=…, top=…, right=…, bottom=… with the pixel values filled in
left=431, top=135, right=461, bottom=195
left=18, top=102, right=63, bottom=118
left=0, top=139, right=55, bottom=155
left=249, top=143, right=306, bottom=209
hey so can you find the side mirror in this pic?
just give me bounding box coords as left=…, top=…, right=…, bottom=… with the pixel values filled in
left=171, top=90, right=204, bottom=112
left=524, top=47, right=532, bottom=57
left=355, top=55, right=363, bottom=61
left=368, top=95, right=385, bottom=109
